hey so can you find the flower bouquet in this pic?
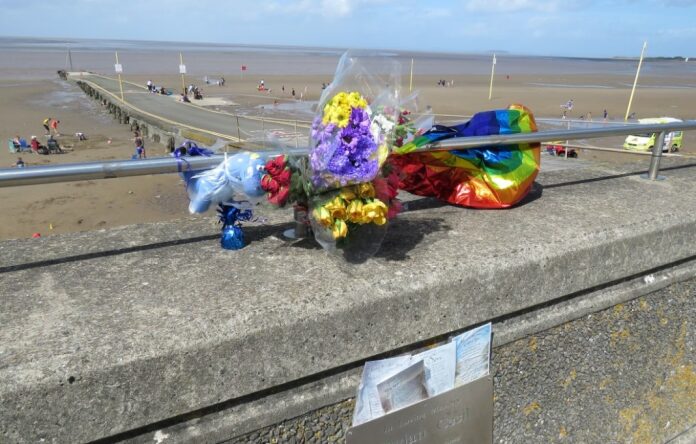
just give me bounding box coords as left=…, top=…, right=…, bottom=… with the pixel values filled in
left=306, top=52, right=403, bottom=261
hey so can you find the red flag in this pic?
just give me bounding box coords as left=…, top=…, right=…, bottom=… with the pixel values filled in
left=241, top=65, right=247, bottom=71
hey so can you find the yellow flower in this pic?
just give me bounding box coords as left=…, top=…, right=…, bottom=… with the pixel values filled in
left=324, top=196, right=347, bottom=219
left=321, top=92, right=367, bottom=127
left=357, top=182, right=375, bottom=199
left=332, top=219, right=348, bottom=239
left=313, top=206, right=333, bottom=227
left=339, top=187, right=357, bottom=201
left=347, top=199, right=364, bottom=223
left=362, top=199, right=388, bottom=225
left=347, top=92, right=367, bottom=109
left=334, top=110, right=349, bottom=127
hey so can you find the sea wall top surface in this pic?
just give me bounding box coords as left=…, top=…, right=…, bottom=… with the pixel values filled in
left=1, top=157, right=695, bottom=442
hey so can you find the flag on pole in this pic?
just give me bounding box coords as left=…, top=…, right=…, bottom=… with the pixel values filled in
left=241, top=65, right=247, bottom=71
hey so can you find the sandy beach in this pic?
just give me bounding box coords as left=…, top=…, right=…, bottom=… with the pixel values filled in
left=1, top=41, right=695, bottom=240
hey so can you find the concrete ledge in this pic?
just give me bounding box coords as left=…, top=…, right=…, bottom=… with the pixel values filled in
left=1, top=158, right=696, bottom=442
left=230, top=273, right=696, bottom=443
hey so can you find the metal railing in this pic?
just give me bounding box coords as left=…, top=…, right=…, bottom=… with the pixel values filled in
left=1, top=121, right=695, bottom=188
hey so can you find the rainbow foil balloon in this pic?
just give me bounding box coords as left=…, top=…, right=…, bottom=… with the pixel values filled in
left=389, top=104, right=540, bottom=209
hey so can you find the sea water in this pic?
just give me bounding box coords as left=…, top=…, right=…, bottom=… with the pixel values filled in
left=2, top=36, right=696, bottom=81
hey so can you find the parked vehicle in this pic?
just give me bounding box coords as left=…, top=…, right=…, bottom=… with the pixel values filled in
left=545, top=141, right=577, bottom=158
left=623, top=117, right=683, bottom=152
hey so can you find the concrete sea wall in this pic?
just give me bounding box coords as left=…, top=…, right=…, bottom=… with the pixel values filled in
left=1, top=157, right=695, bottom=443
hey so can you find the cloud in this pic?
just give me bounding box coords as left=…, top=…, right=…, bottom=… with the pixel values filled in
left=463, top=0, right=565, bottom=13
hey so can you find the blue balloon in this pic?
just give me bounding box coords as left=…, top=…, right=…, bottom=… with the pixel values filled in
left=221, top=225, right=245, bottom=250
left=186, top=152, right=267, bottom=214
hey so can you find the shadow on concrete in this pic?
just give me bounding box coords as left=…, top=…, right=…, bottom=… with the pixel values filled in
left=0, top=234, right=220, bottom=274
left=544, top=162, right=696, bottom=189
left=377, top=217, right=451, bottom=261
left=1, top=223, right=294, bottom=274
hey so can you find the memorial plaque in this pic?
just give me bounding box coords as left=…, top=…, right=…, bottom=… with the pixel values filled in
left=346, top=376, right=493, bottom=444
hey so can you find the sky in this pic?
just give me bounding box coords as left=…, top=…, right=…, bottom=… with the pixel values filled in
left=2, top=0, right=696, bottom=58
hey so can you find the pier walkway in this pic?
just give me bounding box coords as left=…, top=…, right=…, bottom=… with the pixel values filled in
left=70, top=72, right=308, bottom=146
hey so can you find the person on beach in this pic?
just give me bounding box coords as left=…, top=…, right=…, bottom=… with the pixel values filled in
left=30, top=136, right=47, bottom=154
left=291, top=88, right=296, bottom=98
left=47, top=136, right=63, bottom=154
left=603, top=109, right=608, bottom=121
left=11, top=135, right=21, bottom=151
left=15, top=157, right=25, bottom=168
left=146, top=79, right=153, bottom=92
left=134, top=137, right=146, bottom=159
left=50, top=119, right=60, bottom=136
left=43, top=117, right=51, bottom=134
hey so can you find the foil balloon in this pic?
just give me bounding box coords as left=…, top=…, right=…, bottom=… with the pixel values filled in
left=218, top=203, right=254, bottom=250
left=186, top=151, right=266, bottom=214
left=389, top=104, right=540, bottom=209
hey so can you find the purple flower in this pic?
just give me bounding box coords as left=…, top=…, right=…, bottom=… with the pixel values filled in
left=309, top=107, right=378, bottom=188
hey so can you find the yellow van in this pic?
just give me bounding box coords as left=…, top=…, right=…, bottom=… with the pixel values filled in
left=623, top=117, right=683, bottom=152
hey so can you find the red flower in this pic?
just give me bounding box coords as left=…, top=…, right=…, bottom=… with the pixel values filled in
left=265, top=155, right=286, bottom=177
left=260, top=174, right=280, bottom=193
left=267, top=185, right=290, bottom=206
left=275, top=167, right=292, bottom=186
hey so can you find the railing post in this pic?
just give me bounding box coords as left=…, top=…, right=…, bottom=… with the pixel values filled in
left=644, top=131, right=667, bottom=181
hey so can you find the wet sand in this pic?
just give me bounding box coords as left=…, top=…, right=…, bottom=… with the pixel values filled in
left=1, top=49, right=695, bottom=240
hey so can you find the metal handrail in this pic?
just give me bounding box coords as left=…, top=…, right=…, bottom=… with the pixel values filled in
left=1, top=122, right=694, bottom=188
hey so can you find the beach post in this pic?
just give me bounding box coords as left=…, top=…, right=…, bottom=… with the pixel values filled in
left=66, top=47, right=73, bottom=72
left=114, top=52, right=124, bottom=102
left=488, top=54, right=496, bottom=100
left=625, top=41, right=647, bottom=121
left=262, top=117, right=266, bottom=149
left=295, top=120, right=299, bottom=148
left=179, top=53, right=187, bottom=95
left=236, top=115, right=241, bottom=141
left=409, top=58, right=414, bottom=93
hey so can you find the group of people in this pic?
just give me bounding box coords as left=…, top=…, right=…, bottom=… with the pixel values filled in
left=146, top=80, right=170, bottom=95
left=559, top=103, right=612, bottom=122
left=11, top=134, right=63, bottom=157
left=437, top=79, right=454, bottom=87
left=186, top=84, right=204, bottom=100
left=42, top=117, right=60, bottom=136
left=279, top=84, right=299, bottom=98
left=204, top=76, right=225, bottom=86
